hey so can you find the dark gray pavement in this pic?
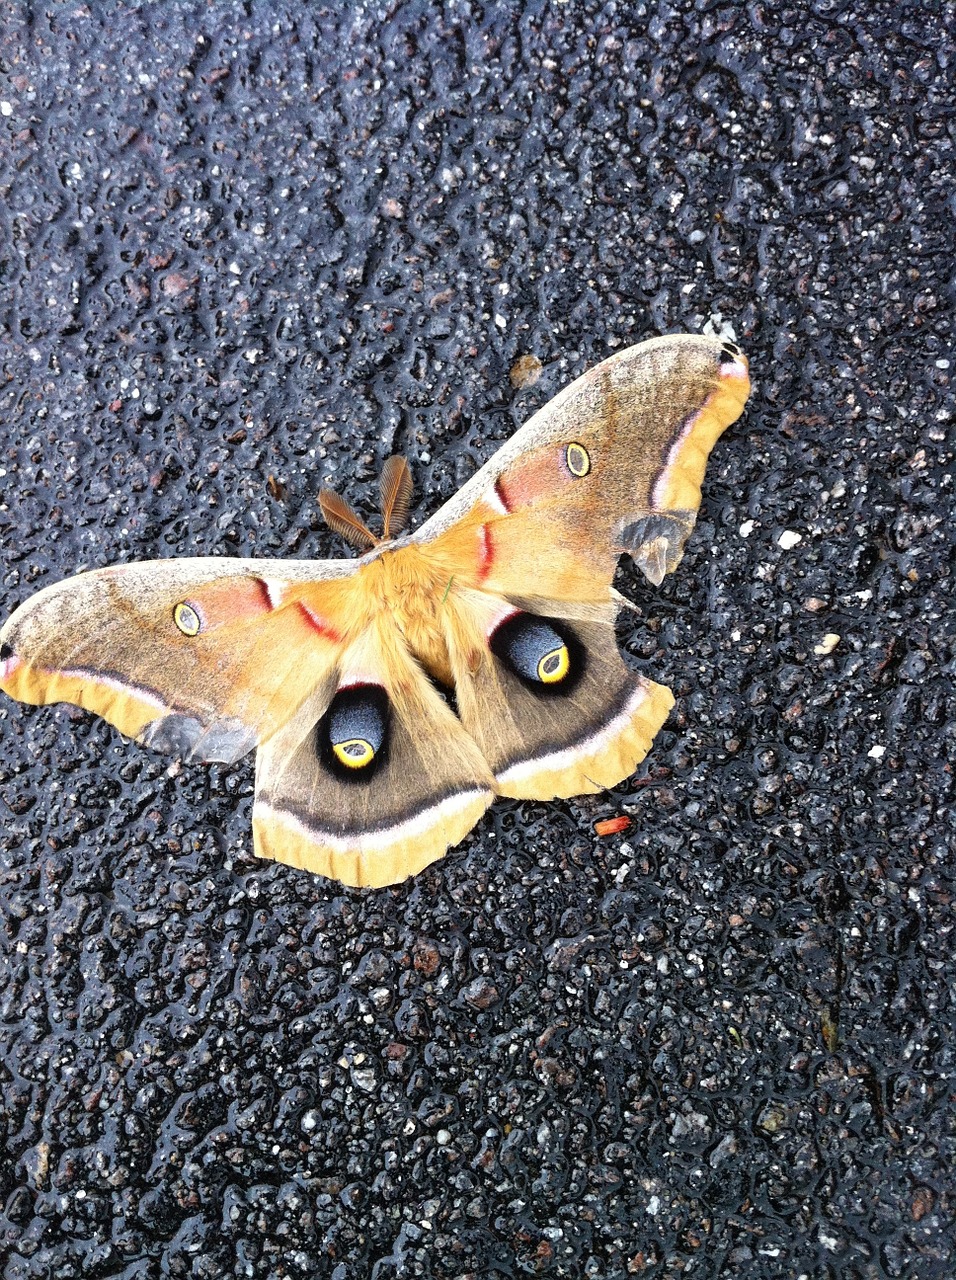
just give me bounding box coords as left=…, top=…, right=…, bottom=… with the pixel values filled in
left=0, top=3, right=952, bottom=1277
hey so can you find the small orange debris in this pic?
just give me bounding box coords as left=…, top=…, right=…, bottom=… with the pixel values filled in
left=594, top=815, right=631, bottom=837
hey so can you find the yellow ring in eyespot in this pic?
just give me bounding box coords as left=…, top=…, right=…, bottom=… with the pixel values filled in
left=173, top=602, right=201, bottom=636
left=537, top=644, right=570, bottom=684
left=333, top=737, right=376, bottom=769
left=566, top=442, right=591, bottom=477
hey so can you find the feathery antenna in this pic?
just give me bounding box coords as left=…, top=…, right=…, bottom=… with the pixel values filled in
left=318, top=488, right=379, bottom=552
left=379, top=455, right=413, bottom=540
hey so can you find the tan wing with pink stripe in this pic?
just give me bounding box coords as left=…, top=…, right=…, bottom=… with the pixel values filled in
left=414, top=335, right=749, bottom=807
left=416, top=335, right=750, bottom=605
left=0, top=558, right=356, bottom=762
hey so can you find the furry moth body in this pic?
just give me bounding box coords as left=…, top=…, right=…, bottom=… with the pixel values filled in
left=0, top=335, right=750, bottom=887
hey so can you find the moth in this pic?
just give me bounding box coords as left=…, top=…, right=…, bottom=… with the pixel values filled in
left=0, top=335, right=750, bottom=887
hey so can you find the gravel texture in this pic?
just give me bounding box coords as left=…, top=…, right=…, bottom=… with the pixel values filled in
left=0, top=2, right=953, bottom=1277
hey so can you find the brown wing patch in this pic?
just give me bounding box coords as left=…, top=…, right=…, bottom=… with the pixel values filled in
left=649, top=348, right=750, bottom=514
left=252, top=623, right=496, bottom=888
left=444, top=607, right=674, bottom=801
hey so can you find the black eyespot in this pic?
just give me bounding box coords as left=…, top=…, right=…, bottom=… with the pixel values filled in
left=0, top=643, right=12, bottom=661
left=490, top=613, right=582, bottom=695
left=719, top=342, right=741, bottom=362
left=317, top=684, right=390, bottom=780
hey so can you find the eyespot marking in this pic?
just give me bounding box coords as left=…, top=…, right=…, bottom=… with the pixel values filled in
left=719, top=342, right=741, bottom=362
left=537, top=644, right=570, bottom=684
left=565, top=442, right=591, bottom=477
left=490, top=613, right=579, bottom=693
left=319, top=684, right=390, bottom=780
left=333, top=738, right=376, bottom=769
left=173, top=602, right=202, bottom=636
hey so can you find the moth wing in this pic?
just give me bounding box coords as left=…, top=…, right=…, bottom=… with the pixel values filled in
left=440, top=589, right=673, bottom=803
left=416, top=334, right=750, bottom=606
left=252, top=619, right=496, bottom=888
left=421, top=336, right=750, bottom=808
left=0, top=558, right=357, bottom=763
